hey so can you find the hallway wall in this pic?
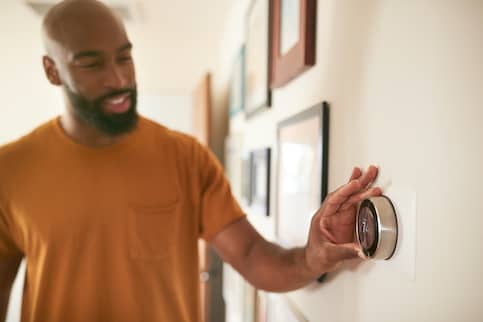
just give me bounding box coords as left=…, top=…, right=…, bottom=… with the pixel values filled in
left=212, top=1, right=483, bottom=321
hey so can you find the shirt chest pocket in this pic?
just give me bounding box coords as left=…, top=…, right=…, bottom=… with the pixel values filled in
left=128, top=200, right=179, bottom=261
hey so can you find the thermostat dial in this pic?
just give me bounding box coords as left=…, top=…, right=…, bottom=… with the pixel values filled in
left=356, top=196, right=398, bottom=260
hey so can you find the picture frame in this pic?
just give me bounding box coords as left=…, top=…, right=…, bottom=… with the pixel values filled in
left=241, top=151, right=252, bottom=207
left=270, top=0, right=317, bottom=88
left=245, top=0, right=271, bottom=118
left=229, top=46, right=245, bottom=118
left=192, top=73, right=212, bottom=145
left=266, top=295, right=308, bottom=322
left=224, top=133, right=244, bottom=201
left=275, top=102, right=329, bottom=248
left=249, top=147, right=271, bottom=216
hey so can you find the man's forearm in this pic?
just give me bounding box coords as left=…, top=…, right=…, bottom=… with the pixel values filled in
left=240, top=240, right=319, bottom=292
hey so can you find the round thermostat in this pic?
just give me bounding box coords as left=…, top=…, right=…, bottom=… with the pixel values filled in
left=356, top=196, right=398, bottom=260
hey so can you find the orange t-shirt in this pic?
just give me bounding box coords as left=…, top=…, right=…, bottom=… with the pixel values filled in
left=0, top=116, right=245, bottom=322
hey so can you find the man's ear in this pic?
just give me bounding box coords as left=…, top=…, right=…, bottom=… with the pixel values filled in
left=42, top=56, right=62, bottom=86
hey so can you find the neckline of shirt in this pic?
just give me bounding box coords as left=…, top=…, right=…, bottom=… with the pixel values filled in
left=51, top=115, right=141, bottom=153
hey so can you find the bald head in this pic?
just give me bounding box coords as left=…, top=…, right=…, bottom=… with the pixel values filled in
left=40, top=0, right=134, bottom=89
left=42, top=0, right=127, bottom=57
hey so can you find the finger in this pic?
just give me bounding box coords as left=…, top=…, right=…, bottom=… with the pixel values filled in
left=358, top=165, right=379, bottom=189
left=338, top=187, right=383, bottom=211
left=348, top=186, right=383, bottom=204
left=348, top=167, right=362, bottom=182
left=327, top=242, right=361, bottom=261
left=323, top=180, right=362, bottom=215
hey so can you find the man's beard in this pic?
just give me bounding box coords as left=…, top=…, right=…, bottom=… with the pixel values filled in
left=65, top=85, right=138, bottom=136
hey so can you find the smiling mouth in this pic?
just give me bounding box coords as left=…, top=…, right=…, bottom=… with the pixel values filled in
left=102, top=93, right=132, bottom=114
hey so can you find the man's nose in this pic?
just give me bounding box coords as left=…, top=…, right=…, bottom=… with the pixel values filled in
left=103, top=64, right=129, bottom=89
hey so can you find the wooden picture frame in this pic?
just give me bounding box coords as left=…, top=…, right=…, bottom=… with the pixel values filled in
left=270, top=0, right=317, bottom=88
left=245, top=0, right=272, bottom=118
left=276, top=102, right=329, bottom=248
left=250, top=148, right=271, bottom=216
left=192, top=73, right=212, bottom=146
left=229, top=46, right=245, bottom=118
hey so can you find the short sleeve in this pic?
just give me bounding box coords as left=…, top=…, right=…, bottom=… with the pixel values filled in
left=0, top=206, right=23, bottom=259
left=196, top=143, right=246, bottom=241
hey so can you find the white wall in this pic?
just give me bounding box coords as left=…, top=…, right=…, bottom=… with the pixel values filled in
left=137, top=94, right=192, bottom=135
left=214, top=0, right=483, bottom=321
left=0, top=1, right=63, bottom=145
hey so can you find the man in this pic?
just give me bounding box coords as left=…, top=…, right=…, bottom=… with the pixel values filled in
left=0, top=0, right=381, bottom=321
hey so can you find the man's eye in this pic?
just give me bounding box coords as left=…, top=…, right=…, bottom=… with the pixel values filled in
left=80, top=62, right=101, bottom=68
left=118, top=56, right=132, bottom=62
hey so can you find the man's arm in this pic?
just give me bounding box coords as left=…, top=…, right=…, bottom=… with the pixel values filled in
left=212, top=217, right=319, bottom=292
left=211, top=166, right=381, bottom=292
left=0, top=256, right=22, bottom=321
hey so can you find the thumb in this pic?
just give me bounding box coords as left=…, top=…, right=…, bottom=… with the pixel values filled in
left=328, top=242, right=363, bottom=261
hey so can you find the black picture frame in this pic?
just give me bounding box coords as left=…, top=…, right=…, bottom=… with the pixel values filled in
left=249, top=147, right=271, bottom=216
left=275, top=102, right=329, bottom=248
left=241, top=151, right=252, bottom=206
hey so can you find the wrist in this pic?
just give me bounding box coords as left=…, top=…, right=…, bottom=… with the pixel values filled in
left=301, top=246, right=323, bottom=280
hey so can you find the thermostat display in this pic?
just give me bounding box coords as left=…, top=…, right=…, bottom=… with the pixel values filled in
left=356, top=196, right=398, bottom=260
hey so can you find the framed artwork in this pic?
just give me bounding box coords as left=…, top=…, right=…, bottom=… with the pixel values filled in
left=229, top=46, right=245, bottom=118
left=245, top=0, right=271, bottom=118
left=270, top=0, right=317, bottom=88
left=266, top=295, right=308, bottom=322
left=224, top=133, right=244, bottom=201
left=241, top=151, right=252, bottom=207
left=276, top=102, right=329, bottom=248
left=250, top=148, right=271, bottom=216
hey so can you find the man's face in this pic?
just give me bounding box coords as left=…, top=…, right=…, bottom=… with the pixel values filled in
left=49, top=11, right=138, bottom=135
left=65, top=83, right=137, bottom=136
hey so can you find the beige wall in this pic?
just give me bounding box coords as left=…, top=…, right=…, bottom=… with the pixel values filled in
left=214, top=0, right=483, bottom=321
left=0, top=1, right=63, bottom=145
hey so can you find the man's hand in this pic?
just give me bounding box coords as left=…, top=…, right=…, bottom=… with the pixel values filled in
left=304, top=165, right=382, bottom=275
left=212, top=165, right=382, bottom=292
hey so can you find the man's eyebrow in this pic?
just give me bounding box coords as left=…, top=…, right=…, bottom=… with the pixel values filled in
left=72, top=43, right=132, bottom=60
left=73, top=50, right=101, bottom=60
left=118, top=43, right=132, bottom=52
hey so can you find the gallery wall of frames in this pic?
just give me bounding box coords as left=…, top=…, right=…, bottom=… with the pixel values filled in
left=224, top=0, right=320, bottom=321
left=219, top=0, right=483, bottom=322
